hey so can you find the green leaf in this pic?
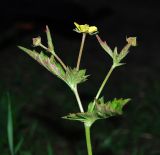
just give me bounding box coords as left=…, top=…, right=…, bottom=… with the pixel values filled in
left=63, top=112, right=97, bottom=126
left=18, top=46, right=39, bottom=60
left=38, top=52, right=65, bottom=79
left=18, top=46, right=65, bottom=79
left=118, top=44, right=130, bottom=61
left=115, top=37, right=136, bottom=65
left=65, top=68, right=88, bottom=90
left=96, top=36, right=136, bottom=67
left=113, top=47, right=118, bottom=61
left=87, top=97, right=104, bottom=113
left=46, top=25, right=55, bottom=55
left=15, top=137, right=24, bottom=154
left=63, top=98, right=130, bottom=126
left=95, top=98, right=131, bottom=118
left=47, top=142, right=55, bottom=155
left=7, top=93, right=14, bottom=155
left=87, top=101, right=94, bottom=113
left=96, top=35, right=113, bottom=58
left=52, top=57, right=65, bottom=78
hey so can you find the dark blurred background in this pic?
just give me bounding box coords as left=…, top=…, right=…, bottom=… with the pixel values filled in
left=0, top=0, right=160, bottom=155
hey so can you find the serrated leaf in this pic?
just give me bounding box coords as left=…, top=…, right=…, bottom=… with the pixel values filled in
left=53, top=61, right=66, bottom=78
left=118, top=44, right=130, bottom=61
left=87, top=97, right=105, bottom=113
left=63, top=98, right=130, bottom=126
left=47, top=55, right=65, bottom=79
left=96, top=35, right=113, bottom=58
left=46, top=25, right=55, bottom=54
left=18, top=46, right=65, bottom=79
left=95, top=98, right=131, bottom=117
left=18, top=46, right=39, bottom=60
left=96, top=36, right=136, bottom=67
left=63, top=112, right=97, bottom=126
left=65, top=68, right=89, bottom=90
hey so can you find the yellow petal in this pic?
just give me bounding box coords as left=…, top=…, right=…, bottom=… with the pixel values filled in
left=88, top=26, right=98, bottom=34
left=74, top=22, right=81, bottom=31
left=74, top=22, right=98, bottom=34
left=79, top=24, right=89, bottom=32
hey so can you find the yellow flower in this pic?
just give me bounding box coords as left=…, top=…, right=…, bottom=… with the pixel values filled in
left=74, top=22, right=98, bottom=35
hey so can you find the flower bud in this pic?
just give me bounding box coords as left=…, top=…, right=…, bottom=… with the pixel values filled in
left=126, top=37, right=137, bottom=46
left=32, top=36, right=41, bottom=47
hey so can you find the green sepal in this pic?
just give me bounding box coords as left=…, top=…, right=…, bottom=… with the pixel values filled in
left=64, top=68, right=89, bottom=90
left=46, top=25, right=55, bottom=55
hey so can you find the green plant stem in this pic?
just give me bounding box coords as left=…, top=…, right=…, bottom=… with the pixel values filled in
left=96, top=65, right=115, bottom=99
left=84, top=124, right=93, bottom=155
left=89, top=65, right=115, bottom=112
left=76, top=33, right=86, bottom=70
left=40, top=44, right=67, bottom=70
left=74, top=87, right=84, bottom=112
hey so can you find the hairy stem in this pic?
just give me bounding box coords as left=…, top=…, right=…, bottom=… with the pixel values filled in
left=74, top=87, right=84, bottom=112
left=76, top=33, right=86, bottom=70
left=84, top=124, right=93, bottom=155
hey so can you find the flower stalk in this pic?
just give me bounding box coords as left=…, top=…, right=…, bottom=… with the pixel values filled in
left=76, top=33, right=86, bottom=70
left=84, top=124, right=93, bottom=155
left=96, top=65, right=115, bottom=99
left=89, top=65, right=115, bottom=112
left=74, top=87, right=84, bottom=113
